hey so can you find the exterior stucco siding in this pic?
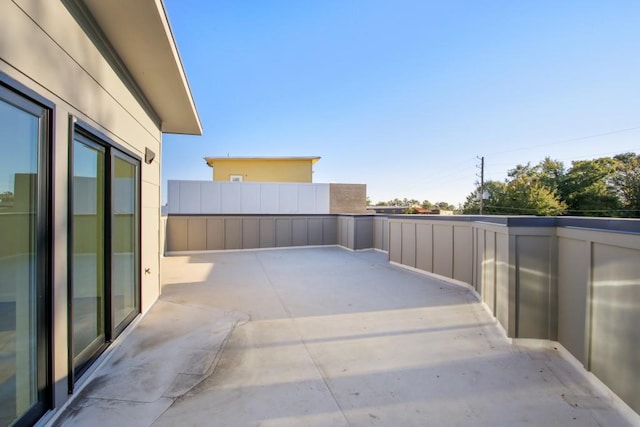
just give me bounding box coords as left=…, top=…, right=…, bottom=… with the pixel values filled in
left=1, top=0, right=163, bottom=414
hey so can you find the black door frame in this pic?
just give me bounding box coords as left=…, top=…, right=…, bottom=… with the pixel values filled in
left=67, top=117, right=141, bottom=391
left=0, top=71, right=53, bottom=427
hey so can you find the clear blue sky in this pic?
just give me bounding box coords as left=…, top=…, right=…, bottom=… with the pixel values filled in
left=162, top=0, right=640, bottom=206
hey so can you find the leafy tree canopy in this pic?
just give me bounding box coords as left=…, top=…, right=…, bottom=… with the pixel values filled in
left=372, top=197, right=456, bottom=212
left=462, top=153, right=640, bottom=217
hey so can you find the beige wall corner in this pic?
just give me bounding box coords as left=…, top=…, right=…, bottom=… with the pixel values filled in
left=329, top=184, right=367, bottom=214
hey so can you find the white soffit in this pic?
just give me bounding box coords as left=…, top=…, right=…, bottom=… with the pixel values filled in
left=82, top=0, right=202, bottom=135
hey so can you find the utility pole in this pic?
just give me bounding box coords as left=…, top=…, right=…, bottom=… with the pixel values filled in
left=477, top=156, right=485, bottom=215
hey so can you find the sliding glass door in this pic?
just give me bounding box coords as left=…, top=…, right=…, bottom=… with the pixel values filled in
left=0, top=85, right=50, bottom=426
left=71, top=136, right=106, bottom=375
left=70, top=125, right=139, bottom=383
left=111, top=152, right=139, bottom=334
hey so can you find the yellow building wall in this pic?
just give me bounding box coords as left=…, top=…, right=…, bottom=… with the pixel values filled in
left=210, top=159, right=315, bottom=182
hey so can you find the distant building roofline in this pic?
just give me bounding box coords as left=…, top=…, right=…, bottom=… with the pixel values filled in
left=204, top=156, right=321, bottom=168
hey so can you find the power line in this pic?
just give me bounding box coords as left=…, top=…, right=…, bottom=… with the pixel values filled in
left=372, top=129, right=638, bottom=204
left=399, top=157, right=478, bottom=183
left=485, top=125, right=640, bottom=157
left=487, top=147, right=640, bottom=167
left=389, top=128, right=640, bottom=191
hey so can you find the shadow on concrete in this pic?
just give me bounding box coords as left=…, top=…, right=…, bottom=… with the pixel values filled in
left=50, top=247, right=638, bottom=427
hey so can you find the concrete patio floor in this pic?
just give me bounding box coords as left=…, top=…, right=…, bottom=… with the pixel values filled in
left=51, top=247, right=637, bottom=426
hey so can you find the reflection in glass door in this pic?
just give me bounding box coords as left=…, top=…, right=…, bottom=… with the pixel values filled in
left=69, top=124, right=140, bottom=385
left=71, top=136, right=106, bottom=375
left=111, top=153, right=139, bottom=333
left=0, top=87, right=49, bottom=426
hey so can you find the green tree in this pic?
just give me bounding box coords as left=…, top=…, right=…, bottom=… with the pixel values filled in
left=435, top=201, right=455, bottom=211
left=538, top=157, right=565, bottom=193
left=462, top=180, right=506, bottom=214
left=562, top=158, right=619, bottom=216
left=463, top=162, right=566, bottom=216
left=500, top=162, right=567, bottom=215
left=0, top=191, right=14, bottom=202
left=463, top=153, right=640, bottom=217
left=502, top=172, right=567, bottom=215
left=421, top=199, right=433, bottom=210
left=612, top=153, right=640, bottom=217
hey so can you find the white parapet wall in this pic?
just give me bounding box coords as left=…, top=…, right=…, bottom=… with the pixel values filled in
left=167, top=180, right=331, bottom=214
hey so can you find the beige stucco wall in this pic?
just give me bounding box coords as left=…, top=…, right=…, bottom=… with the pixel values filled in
left=388, top=218, right=562, bottom=338
left=1, top=0, right=162, bottom=410
left=556, top=227, right=640, bottom=414
left=164, top=214, right=376, bottom=253
left=164, top=212, right=640, bottom=415
left=207, top=158, right=316, bottom=182
left=386, top=215, right=640, bottom=415
left=166, top=215, right=338, bottom=252
left=373, top=216, right=389, bottom=251
left=329, top=183, right=367, bottom=213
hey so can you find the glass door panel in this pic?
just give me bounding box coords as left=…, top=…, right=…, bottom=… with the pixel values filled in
left=0, top=95, right=43, bottom=425
left=71, top=137, right=106, bottom=373
left=111, top=153, right=139, bottom=332
left=69, top=128, right=141, bottom=383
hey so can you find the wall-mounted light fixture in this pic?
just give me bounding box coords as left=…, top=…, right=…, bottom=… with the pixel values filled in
left=145, top=147, right=156, bottom=164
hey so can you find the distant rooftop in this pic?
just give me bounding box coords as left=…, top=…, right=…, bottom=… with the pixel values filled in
left=204, top=156, right=320, bottom=171
left=205, top=156, right=320, bottom=160
left=366, top=205, right=408, bottom=214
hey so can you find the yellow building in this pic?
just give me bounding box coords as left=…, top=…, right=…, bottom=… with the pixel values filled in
left=204, top=156, right=320, bottom=182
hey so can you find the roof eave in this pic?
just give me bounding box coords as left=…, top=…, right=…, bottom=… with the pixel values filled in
left=82, top=0, right=202, bottom=135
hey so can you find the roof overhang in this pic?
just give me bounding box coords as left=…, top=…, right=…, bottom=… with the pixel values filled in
left=204, top=156, right=321, bottom=168
left=82, top=0, right=202, bottom=135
